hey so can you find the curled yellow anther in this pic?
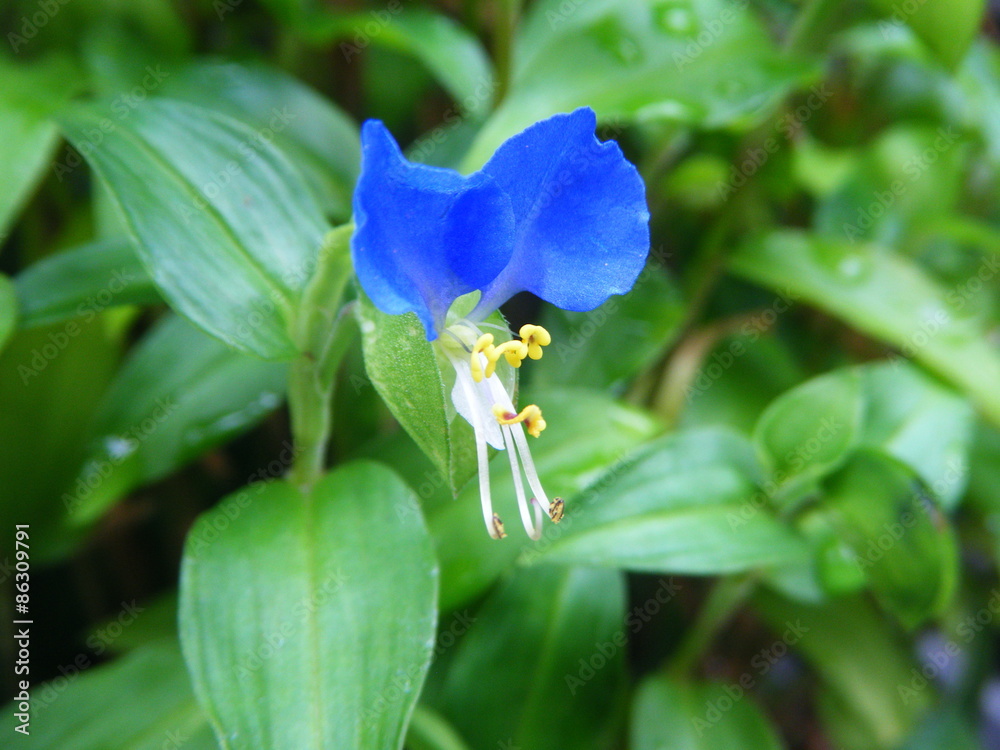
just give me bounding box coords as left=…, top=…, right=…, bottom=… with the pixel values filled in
left=492, top=403, right=547, bottom=438
left=493, top=340, right=528, bottom=370
left=470, top=333, right=494, bottom=383
left=519, top=324, right=552, bottom=360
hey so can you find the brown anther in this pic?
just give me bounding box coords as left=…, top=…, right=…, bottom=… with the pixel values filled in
left=548, top=498, right=564, bottom=523
left=491, top=513, right=507, bottom=539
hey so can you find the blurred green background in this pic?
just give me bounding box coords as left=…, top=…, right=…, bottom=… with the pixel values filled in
left=2, top=0, right=1000, bottom=748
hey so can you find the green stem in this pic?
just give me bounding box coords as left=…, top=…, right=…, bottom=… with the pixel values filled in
left=288, top=354, right=334, bottom=491
left=667, top=574, right=758, bottom=678
left=287, top=225, right=355, bottom=491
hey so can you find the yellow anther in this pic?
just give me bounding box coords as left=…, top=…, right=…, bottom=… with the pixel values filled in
left=492, top=403, right=547, bottom=438
left=470, top=333, right=494, bottom=383
left=519, top=324, right=552, bottom=360
left=493, top=340, right=529, bottom=369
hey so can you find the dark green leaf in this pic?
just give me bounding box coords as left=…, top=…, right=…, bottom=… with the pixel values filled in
left=868, top=0, right=984, bottom=69
left=753, top=591, right=931, bottom=749
left=317, top=8, right=494, bottom=119
left=14, top=238, right=158, bottom=328
left=0, top=641, right=215, bottom=750
left=67, top=314, right=287, bottom=525
left=58, top=99, right=329, bottom=359
left=357, top=292, right=514, bottom=496
left=438, top=565, right=626, bottom=750
left=533, top=263, right=685, bottom=390
left=753, top=369, right=864, bottom=503
left=179, top=462, right=438, bottom=749
left=0, top=274, right=17, bottom=353
left=821, top=451, right=958, bottom=628
left=0, top=55, right=82, bottom=243
left=531, top=428, right=809, bottom=574
left=858, top=362, right=973, bottom=508
left=0, top=320, right=120, bottom=559
left=465, top=0, right=812, bottom=167
left=631, top=675, right=784, bottom=750
left=729, top=230, right=1000, bottom=427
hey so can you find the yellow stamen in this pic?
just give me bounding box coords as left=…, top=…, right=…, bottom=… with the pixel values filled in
left=492, top=403, right=547, bottom=438
left=470, top=333, right=494, bottom=383
left=492, top=340, right=528, bottom=371
left=519, top=324, right=551, bottom=360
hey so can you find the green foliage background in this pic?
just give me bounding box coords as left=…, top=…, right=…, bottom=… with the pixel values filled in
left=1, top=0, right=1000, bottom=748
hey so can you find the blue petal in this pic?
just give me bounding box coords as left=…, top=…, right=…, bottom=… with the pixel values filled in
left=473, top=108, right=650, bottom=316
left=351, top=120, right=514, bottom=339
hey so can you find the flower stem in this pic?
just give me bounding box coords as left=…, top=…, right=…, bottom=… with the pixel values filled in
left=287, top=225, right=355, bottom=491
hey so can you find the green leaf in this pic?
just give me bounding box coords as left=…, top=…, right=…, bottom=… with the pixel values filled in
left=752, top=591, right=931, bottom=750
left=869, top=0, right=984, bottom=69
left=753, top=369, right=864, bottom=503
left=464, top=0, right=812, bottom=167
left=631, top=675, right=784, bottom=750
left=858, top=362, right=973, bottom=508
left=0, top=274, right=17, bottom=353
left=357, top=292, right=514, bottom=496
left=179, top=462, right=438, bottom=750
left=162, top=60, right=360, bottom=220
left=67, top=314, right=288, bottom=525
left=318, top=8, right=495, bottom=119
left=729, top=230, right=1000, bottom=428
left=531, top=428, right=809, bottom=574
left=0, top=641, right=216, bottom=750
left=0, top=55, right=82, bottom=244
left=0, top=320, right=120, bottom=559
left=428, top=387, right=660, bottom=611
left=533, top=263, right=685, bottom=390
left=405, top=705, right=473, bottom=750
left=14, top=238, right=159, bottom=328
left=821, top=451, right=958, bottom=628
left=437, top=565, right=626, bottom=750
left=58, top=99, right=330, bottom=359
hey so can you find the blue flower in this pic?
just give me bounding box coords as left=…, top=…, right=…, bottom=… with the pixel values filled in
left=350, top=107, right=649, bottom=540
left=351, top=107, right=650, bottom=339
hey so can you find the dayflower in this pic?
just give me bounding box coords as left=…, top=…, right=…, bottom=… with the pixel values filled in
left=351, top=107, right=649, bottom=540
